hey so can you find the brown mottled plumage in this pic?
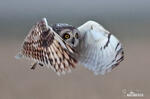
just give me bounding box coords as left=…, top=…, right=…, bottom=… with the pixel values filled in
left=16, top=18, right=77, bottom=75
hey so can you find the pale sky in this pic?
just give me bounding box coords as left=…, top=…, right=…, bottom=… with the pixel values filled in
left=0, top=0, right=150, bottom=19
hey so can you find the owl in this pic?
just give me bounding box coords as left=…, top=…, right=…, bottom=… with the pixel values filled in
left=16, top=18, right=124, bottom=75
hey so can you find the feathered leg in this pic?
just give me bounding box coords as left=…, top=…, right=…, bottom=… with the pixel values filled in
left=30, top=62, right=38, bottom=70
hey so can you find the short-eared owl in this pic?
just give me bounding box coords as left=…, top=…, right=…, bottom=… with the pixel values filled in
left=16, top=18, right=124, bottom=75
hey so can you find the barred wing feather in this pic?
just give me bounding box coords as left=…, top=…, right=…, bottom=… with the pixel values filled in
left=16, top=18, right=77, bottom=75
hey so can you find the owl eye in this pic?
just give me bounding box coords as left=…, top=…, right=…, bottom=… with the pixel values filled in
left=63, top=33, right=70, bottom=39
left=75, top=33, right=79, bottom=39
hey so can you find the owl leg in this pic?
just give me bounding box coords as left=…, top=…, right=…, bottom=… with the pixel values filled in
left=30, top=62, right=44, bottom=70
left=30, top=62, right=38, bottom=70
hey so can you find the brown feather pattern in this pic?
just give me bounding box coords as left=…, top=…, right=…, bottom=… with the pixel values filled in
left=19, top=18, right=77, bottom=74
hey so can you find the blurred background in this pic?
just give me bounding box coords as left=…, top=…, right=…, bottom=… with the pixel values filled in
left=0, top=0, right=150, bottom=99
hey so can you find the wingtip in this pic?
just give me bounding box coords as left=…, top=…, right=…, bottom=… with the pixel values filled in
left=42, top=17, right=47, bottom=22
left=41, top=17, right=48, bottom=26
left=86, top=20, right=98, bottom=24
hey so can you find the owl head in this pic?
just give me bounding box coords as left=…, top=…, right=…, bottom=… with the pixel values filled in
left=51, top=23, right=80, bottom=47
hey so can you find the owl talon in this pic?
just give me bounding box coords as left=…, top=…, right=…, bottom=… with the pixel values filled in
left=30, top=62, right=38, bottom=70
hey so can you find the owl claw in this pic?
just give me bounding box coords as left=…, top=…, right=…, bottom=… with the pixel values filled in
left=30, top=62, right=38, bottom=70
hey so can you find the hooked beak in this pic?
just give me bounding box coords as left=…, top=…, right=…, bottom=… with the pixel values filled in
left=72, top=37, right=75, bottom=45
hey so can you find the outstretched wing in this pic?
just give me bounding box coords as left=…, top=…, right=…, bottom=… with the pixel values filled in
left=77, top=21, right=124, bottom=75
left=16, top=18, right=77, bottom=75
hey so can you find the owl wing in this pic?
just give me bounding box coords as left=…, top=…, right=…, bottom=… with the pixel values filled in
left=77, top=21, right=124, bottom=75
left=16, top=18, right=77, bottom=75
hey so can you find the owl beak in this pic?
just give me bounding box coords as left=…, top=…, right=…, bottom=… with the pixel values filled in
left=72, top=38, right=75, bottom=45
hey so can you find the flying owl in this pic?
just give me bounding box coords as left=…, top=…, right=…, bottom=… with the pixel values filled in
left=16, top=18, right=124, bottom=75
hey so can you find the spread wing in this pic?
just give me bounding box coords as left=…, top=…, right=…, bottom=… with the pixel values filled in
left=77, top=21, right=124, bottom=75
left=16, top=18, right=77, bottom=75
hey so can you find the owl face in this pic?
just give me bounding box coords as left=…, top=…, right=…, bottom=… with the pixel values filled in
left=52, top=23, right=80, bottom=47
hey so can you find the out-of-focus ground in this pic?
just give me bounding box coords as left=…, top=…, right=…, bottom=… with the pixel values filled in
left=0, top=35, right=150, bottom=99
left=0, top=0, right=150, bottom=99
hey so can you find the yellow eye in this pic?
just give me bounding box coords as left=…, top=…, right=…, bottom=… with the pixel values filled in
left=75, top=33, right=79, bottom=39
left=64, top=34, right=70, bottom=39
